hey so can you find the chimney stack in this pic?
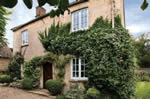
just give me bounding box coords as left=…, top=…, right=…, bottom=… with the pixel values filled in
left=36, top=6, right=46, bottom=18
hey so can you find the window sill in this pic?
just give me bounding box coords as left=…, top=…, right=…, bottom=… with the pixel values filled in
left=69, top=79, right=88, bottom=82
left=21, top=44, right=29, bottom=47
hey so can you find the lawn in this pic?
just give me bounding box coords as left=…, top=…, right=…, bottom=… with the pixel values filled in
left=136, top=82, right=150, bottom=99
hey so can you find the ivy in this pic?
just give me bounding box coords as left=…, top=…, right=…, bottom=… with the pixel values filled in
left=39, top=16, right=136, bottom=99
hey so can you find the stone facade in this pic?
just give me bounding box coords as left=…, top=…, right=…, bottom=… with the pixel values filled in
left=12, top=0, right=125, bottom=90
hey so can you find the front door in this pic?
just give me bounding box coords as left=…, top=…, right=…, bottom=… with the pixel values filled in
left=43, top=63, right=53, bottom=88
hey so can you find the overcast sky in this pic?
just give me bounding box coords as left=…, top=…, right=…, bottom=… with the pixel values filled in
left=5, top=0, right=150, bottom=48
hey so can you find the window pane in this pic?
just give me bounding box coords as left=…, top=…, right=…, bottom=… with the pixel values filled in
left=81, top=9, right=88, bottom=29
left=73, top=72, right=75, bottom=77
left=76, top=58, right=79, bottom=64
left=81, top=65, right=84, bottom=71
left=73, top=59, right=75, bottom=64
left=76, top=64, right=79, bottom=71
left=73, top=64, right=75, bottom=71
left=85, top=70, right=88, bottom=77
left=22, top=31, right=28, bottom=44
left=81, top=72, right=84, bottom=77
left=76, top=72, right=79, bottom=77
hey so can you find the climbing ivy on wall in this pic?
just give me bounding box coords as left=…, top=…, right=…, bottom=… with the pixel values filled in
left=39, top=16, right=136, bottom=99
left=23, top=52, right=72, bottom=87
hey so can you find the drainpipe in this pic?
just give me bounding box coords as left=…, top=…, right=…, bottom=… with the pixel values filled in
left=111, top=0, right=115, bottom=28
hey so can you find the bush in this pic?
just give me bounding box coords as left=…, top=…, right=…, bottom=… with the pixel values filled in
left=142, top=76, right=150, bottom=81
left=64, top=84, right=84, bottom=99
left=9, top=80, right=23, bottom=88
left=0, top=75, right=11, bottom=83
left=23, top=56, right=42, bottom=88
left=56, top=95, right=66, bottom=99
left=45, top=79, right=63, bottom=95
left=8, top=52, right=24, bottom=79
left=85, top=88, right=101, bottom=99
left=22, top=78, right=33, bottom=90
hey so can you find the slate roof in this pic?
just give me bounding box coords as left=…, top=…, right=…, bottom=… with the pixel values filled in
left=0, top=46, right=13, bottom=58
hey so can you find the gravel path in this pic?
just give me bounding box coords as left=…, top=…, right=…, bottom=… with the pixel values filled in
left=0, top=87, right=50, bottom=99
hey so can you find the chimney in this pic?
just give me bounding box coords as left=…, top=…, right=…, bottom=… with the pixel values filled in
left=36, top=6, right=46, bottom=18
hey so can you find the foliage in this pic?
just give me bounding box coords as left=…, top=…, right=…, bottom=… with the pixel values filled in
left=8, top=52, right=24, bottom=79
left=84, top=88, right=101, bottom=99
left=64, top=84, right=84, bottom=99
left=22, top=77, right=33, bottom=90
left=0, top=0, right=69, bottom=17
left=0, top=69, right=9, bottom=75
left=142, top=76, right=150, bottom=82
left=39, top=16, right=136, bottom=99
left=56, top=95, right=66, bottom=99
left=133, top=34, right=150, bottom=68
left=0, top=75, right=11, bottom=83
left=0, top=7, right=12, bottom=50
left=136, top=82, right=150, bottom=99
left=23, top=56, right=41, bottom=88
left=45, top=79, right=64, bottom=95
left=141, top=0, right=149, bottom=10
left=9, top=80, right=23, bottom=88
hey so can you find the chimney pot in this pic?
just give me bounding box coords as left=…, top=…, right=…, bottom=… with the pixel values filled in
left=36, top=6, right=46, bottom=18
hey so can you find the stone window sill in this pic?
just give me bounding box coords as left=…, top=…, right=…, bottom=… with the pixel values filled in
left=21, top=44, right=29, bottom=47
left=69, top=79, right=88, bottom=82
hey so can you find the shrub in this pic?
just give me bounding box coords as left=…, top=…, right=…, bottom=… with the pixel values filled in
left=0, top=75, right=11, bottom=83
left=64, top=84, right=84, bottom=99
left=142, top=76, right=150, bottom=81
left=8, top=52, right=24, bottom=79
left=9, top=80, right=23, bottom=88
left=45, top=79, right=63, bottom=95
left=85, top=88, right=101, bottom=99
left=56, top=95, right=66, bottom=99
left=22, top=78, right=33, bottom=90
left=23, top=56, right=41, bottom=88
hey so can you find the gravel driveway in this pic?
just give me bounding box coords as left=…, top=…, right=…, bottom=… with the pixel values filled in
left=0, top=87, right=50, bottom=99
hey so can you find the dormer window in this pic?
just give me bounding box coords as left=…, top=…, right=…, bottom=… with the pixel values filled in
left=72, top=8, right=88, bottom=31
left=22, top=30, right=28, bottom=45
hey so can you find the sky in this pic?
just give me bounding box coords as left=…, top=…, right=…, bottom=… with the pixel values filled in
left=5, top=0, right=150, bottom=48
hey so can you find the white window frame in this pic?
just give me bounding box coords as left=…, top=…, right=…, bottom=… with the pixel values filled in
left=71, top=58, right=88, bottom=80
left=22, top=30, right=28, bottom=45
left=72, top=8, right=88, bottom=32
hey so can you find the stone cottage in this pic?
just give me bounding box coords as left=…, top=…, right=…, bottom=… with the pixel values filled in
left=11, top=0, right=125, bottom=90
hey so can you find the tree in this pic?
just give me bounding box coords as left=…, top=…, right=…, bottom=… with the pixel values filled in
left=141, top=0, right=149, bottom=10
left=0, top=7, right=11, bottom=50
left=133, top=34, right=150, bottom=67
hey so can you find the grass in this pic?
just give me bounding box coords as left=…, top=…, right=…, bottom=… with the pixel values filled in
left=136, top=82, right=150, bottom=99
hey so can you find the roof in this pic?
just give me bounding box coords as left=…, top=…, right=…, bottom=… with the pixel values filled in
left=11, top=0, right=88, bottom=32
left=0, top=46, right=13, bottom=59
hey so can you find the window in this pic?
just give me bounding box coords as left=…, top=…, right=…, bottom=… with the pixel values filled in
left=69, top=0, right=76, bottom=4
left=71, top=58, right=88, bottom=80
left=22, top=30, right=28, bottom=45
left=72, top=8, right=88, bottom=31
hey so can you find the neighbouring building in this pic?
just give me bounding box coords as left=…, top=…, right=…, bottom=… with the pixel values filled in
left=0, top=46, right=12, bottom=73
left=11, top=0, right=125, bottom=90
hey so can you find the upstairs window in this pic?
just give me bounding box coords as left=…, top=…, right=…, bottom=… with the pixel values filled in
left=71, top=58, right=88, bottom=80
left=69, top=0, right=76, bottom=4
left=22, top=30, right=28, bottom=45
left=72, top=8, right=88, bottom=31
